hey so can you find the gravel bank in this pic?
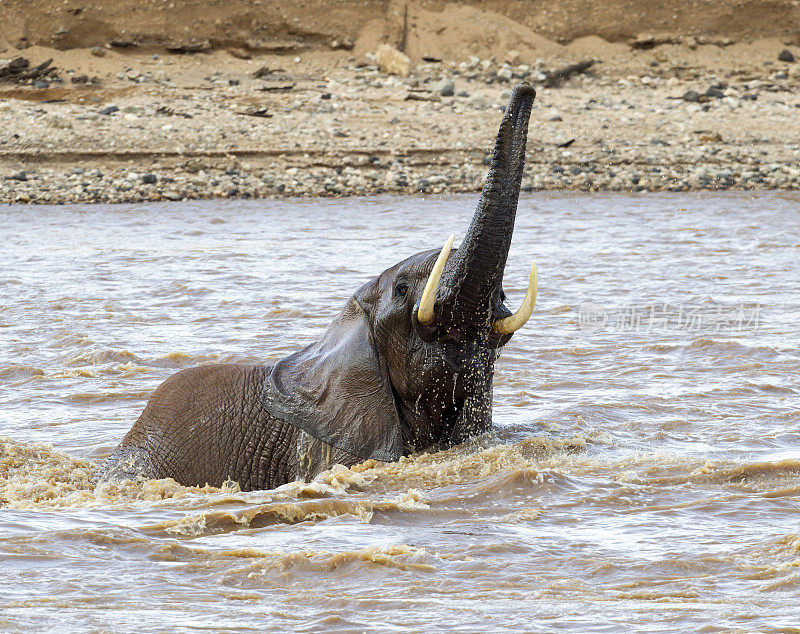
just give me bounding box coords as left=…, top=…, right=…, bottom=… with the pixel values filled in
left=2, top=45, right=800, bottom=204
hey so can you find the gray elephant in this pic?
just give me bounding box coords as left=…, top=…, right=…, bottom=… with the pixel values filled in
left=97, top=83, right=539, bottom=491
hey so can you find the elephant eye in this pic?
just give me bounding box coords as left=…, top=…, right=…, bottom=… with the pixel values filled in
left=395, top=282, right=409, bottom=298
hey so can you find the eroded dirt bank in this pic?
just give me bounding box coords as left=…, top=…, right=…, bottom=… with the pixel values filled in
left=3, top=0, right=800, bottom=52
left=2, top=1, right=800, bottom=203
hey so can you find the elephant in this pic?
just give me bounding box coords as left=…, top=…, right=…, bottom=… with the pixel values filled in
left=96, top=83, right=539, bottom=491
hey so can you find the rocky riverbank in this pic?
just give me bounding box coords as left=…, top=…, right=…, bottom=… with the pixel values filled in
left=2, top=37, right=800, bottom=204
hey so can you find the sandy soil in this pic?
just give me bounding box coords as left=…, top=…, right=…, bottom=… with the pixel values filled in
left=1, top=2, right=800, bottom=203
left=3, top=0, right=800, bottom=51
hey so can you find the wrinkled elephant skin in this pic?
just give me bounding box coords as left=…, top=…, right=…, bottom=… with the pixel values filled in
left=97, top=83, right=538, bottom=491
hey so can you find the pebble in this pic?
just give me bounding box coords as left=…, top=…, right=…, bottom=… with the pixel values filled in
left=778, top=49, right=795, bottom=63
left=375, top=44, right=411, bottom=78
left=433, top=78, right=455, bottom=96
left=1, top=54, right=799, bottom=205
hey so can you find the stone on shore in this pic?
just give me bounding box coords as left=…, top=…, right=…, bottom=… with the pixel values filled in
left=433, top=78, right=455, bottom=96
left=376, top=44, right=411, bottom=77
left=1, top=37, right=800, bottom=205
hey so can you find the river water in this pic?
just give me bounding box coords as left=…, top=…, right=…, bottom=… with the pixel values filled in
left=1, top=192, right=798, bottom=631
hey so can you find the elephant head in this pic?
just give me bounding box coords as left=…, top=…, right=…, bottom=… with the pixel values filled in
left=262, top=83, right=538, bottom=462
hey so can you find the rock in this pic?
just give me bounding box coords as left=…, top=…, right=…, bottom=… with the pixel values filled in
left=8, top=171, right=27, bottom=181
left=185, top=158, right=204, bottom=173
left=90, top=46, right=106, bottom=58
left=375, top=44, right=411, bottom=78
left=432, top=78, right=454, bottom=97
left=405, top=91, right=440, bottom=102
left=466, top=93, right=487, bottom=109
left=778, top=49, right=795, bottom=63
left=252, top=66, right=277, bottom=79
left=544, top=60, right=596, bottom=87
left=704, top=88, right=724, bottom=99
left=228, top=48, right=252, bottom=60
left=238, top=106, right=271, bottom=118
left=99, top=105, right=118, bottom=115
left=682, top=90, right=700, bottom=102
left=166, top=41, right=210, bottom=54
left=631, top=34, right=656, bottom=49
left=142, top=174, right=157, bottom=184
left=497, top=67, right=513, bottom=81
left=329, top=38, right=355, bottom=51
left=504, top=49, right=521, bottom=66
left=163, top=190, right=181, bottom=201
left=33, top=81, right=49, bottom=89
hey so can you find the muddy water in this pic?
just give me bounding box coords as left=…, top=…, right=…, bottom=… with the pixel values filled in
left=1, top=192, right=799, bottom=631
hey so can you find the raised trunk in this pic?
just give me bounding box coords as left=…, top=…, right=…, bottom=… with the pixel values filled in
left=438, top=83, right=535, bottom=332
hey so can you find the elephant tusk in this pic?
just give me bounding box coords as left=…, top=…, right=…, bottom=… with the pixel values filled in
left=493, top=260, right=538, bottom=335
left=417, top=234, right=455, bottom=325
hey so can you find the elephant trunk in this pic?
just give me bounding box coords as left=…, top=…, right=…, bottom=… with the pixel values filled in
left=438, top=83, right=536, bottom=333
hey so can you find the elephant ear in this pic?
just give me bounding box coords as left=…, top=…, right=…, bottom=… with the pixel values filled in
left=261, top=291, right=402, bottom=462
